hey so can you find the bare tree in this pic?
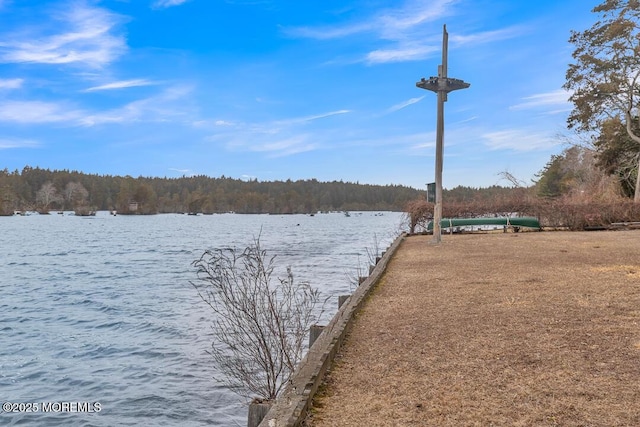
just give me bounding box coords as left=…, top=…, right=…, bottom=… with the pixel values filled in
left=497, top=170, right=526, bottom=188
left=64, top=182, right=89, bottom=208
left=191, top=237, right=323, bottom=401
left=36, top=182, right=63, bottom=212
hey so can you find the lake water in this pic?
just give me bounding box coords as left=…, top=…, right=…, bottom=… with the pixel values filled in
left=0, top=211, right=403, bottom=426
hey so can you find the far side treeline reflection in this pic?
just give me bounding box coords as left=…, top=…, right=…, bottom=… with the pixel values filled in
left=1, top=166, right=431, bottom=215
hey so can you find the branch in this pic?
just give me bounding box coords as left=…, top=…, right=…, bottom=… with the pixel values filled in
left=624, top=110, right=640, bottom=144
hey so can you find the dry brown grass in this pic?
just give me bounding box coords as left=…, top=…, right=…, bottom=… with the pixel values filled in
left=307, top=230, right=640, bottom=427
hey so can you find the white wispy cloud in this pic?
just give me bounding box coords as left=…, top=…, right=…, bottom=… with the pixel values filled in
left=0, top=78, right=23, bottom=89
left=403, top=131, right=436, bottom=150
left=84, top=79, right=155, bottom=92
left=80, top=85, right=194, bottom=126
left=365, top=23, right=523, bottom=64
left=0, top=137, right=39, bottom=149
left=284, top=0, right=524, bottom=65
left=409, top=127, right=485, bottom=153
left=191, top=119, right=236, bottom=128
left=207, top=109, right=351, bottom=157
left=278, top=109, right=351, bottom=125
left=286, top=0, right=455, bottom=40
left=0, top=100, right=83, bottom=124
left=284, top=0, right=456, bottom=64
left=250, top=135, right=318, bottom=157
left=387, top=96, right=425, bottom=113
left=366, top=45, right=439, bottom=64
left=509, top=89, right=571, bottom=111
left=376, top=0, right=457, bottom=39
left=168, top=167, right=195, bottom=176
left=0, top=2, right=126, bottom=68
left=0, top=83, right=192, bottom=126
left=482, top=129, right=560, bottom=151
left=284, top=22, right=373, bottom=40
left=450, top=26, right=525, bottom=46
left=152, top=0, right=189, bottom=9
left=453, top=116, right=478, bottom=125
left=214, top=129, right=320, bottom=158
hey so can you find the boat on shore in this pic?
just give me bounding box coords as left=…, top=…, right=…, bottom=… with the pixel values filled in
left=427, top=216, right=541, bottom=232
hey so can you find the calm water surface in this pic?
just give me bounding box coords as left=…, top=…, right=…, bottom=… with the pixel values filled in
left=0, top=212, right=403, bottom=426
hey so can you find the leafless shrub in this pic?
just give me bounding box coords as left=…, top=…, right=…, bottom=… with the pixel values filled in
left=345, top=234, right=380, bottom=291
left=403, top=189, right=640, bottom=232
left=191, top=237, right=324, bottom=401
left=365, top=233, right=381, bottom=267
left=345, top=233, right=386, bottom=291
left=344, top=254, right=367, bottom=291
left=404, top=199, right=432, bottom=234
left=531, top=199, right=640, bottom=230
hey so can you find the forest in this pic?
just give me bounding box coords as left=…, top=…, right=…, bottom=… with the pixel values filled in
left=0, top=166, right=432, bottom=215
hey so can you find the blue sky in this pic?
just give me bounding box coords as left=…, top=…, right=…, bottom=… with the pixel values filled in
left=0, top=0, right=600, bottom=189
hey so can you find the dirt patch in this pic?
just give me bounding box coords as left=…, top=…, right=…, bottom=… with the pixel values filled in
left=307, top=231, right=640, bottom=427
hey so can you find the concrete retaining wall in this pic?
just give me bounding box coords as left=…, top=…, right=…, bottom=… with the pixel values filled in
left=258, top=233, right=407, bottom=427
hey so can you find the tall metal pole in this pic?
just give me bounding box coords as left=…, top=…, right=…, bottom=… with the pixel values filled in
left=416, top=25, right=469, bottom=244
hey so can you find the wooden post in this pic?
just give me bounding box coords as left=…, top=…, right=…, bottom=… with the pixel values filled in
left=369, top=264, right=375, bottom=275
left=338, top=295, right=350, bottom=308
left=358, top=276, right=366, bottom=285
left=309, top=324, right=325, bottom=348
left=247, top=400, right=271, bottom=427
left=415, top=25, right=469, bottom=244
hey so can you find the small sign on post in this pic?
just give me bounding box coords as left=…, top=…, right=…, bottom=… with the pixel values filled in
left=427, top=182, right=436, bottom=203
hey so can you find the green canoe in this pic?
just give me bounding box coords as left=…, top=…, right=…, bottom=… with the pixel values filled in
left=427, top=216, right=541, bottom=231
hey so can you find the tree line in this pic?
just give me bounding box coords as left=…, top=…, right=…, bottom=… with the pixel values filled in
left=0, top=166, right=427, bottom=215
